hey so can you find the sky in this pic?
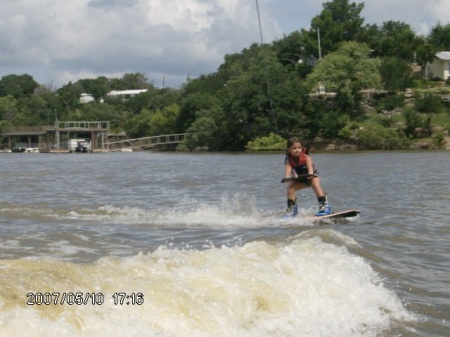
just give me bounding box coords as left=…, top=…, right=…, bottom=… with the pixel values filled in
left=1, top=0, right=449, bottom=89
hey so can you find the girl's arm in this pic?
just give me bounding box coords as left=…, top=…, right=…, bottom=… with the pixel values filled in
left=284, top=163, right=296, bottom=178
left=306, top=155, right=315, bottom=175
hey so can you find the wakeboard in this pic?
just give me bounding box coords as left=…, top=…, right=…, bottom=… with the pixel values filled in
left=308, top=209, right=361, bottom=220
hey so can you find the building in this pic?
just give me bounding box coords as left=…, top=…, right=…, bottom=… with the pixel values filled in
left=1, top=121, right=110, bottom=152
left=80, top=93, right=95, bottom=104
left=107, top=89, right=148, bottom=100
left=425, top=52, right=450, bottom=80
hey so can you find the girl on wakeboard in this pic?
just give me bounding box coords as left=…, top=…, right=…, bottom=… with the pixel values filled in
left=282, top=137, right=331, bottom=217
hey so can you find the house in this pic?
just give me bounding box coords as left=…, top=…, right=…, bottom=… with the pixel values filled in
left=107, top=89, right=148, bottom=100
left=425, top=52, right=450, bottom=80
left=80, top=93, right=95, bottom=104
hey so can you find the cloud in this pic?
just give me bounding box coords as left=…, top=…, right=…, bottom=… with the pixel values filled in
left=429, top=0, right=450, bottom=25
left=0, top=0, right=276, bottom=88
left=1, top=0, right=448, bottom=89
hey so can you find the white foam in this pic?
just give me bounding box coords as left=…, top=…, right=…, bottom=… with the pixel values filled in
left=1, top=236, right=416, bottom=337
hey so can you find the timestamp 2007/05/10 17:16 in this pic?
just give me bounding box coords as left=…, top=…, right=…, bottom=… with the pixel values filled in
left=26, top=292, right=144, bottom=306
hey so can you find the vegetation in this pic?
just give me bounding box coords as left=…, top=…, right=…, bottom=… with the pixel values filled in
left=1, top=0, right=450, bottom=151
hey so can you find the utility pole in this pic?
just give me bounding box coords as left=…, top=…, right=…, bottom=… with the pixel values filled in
left=317, top=28, right=322, bottom=60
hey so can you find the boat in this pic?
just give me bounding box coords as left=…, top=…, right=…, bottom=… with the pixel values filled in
left=69, top=139, right=92, bottom=153
left=24, top=147, right=40, bottom=153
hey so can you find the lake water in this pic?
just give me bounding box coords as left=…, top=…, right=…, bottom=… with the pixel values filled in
left=0, top=151, right=448, bottom=337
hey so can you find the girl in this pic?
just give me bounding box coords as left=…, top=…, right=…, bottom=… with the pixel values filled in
left=283, top=137, right=331, bottom=217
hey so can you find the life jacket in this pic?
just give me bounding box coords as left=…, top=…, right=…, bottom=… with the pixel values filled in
left=286, top=149, right=308, bottom=175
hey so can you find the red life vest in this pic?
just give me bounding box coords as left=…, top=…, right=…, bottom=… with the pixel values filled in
left=286, top=149, right=308, bottom=175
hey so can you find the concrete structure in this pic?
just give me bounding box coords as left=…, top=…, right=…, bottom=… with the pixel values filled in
left=1, top=121, right=110, bottom=152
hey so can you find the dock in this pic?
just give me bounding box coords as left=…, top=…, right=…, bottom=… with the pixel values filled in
left=1, top=121, right=188, bottom=152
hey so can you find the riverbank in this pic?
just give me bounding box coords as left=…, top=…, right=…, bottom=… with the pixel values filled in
left=306, top=135, right=450, bottom=152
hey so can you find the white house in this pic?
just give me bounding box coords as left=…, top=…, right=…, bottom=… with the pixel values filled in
left=80, top=93, right=95, bottom=104
left=426, top=51, right=450, bottom=80
left=107, top=89, right=148, bottom=100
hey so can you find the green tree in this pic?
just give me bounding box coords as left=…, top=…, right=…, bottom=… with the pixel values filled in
left=148, top=103, right=180, bottom=136
left=209, top=44, right=283, bottom=149
left=126, top=109, right=152, bottom=138
left=57, top=81, right=84, bottom=109
left=428, top=23, right=450, bottom=50
left=0, top=95, right=19, bottom=125
left=372, top=21, right=420, bottom=61
left=176, top=92, right=221, bottom=132
left=109, top=73, right=154, bottom=90
left=185, top=108, right=221, bottom=150
left=74, top=103, right=124, bottom=130
left=379, top=57, right=413, bottom=92
left=302, top=0, right=365, bottom=58
left=305, top=41, right=382, bottom=113
left=124, top=87, right=180, bottom=116
left=0, top=74, right=39, bottom=99
left=78, top=77, right=111, bottom=101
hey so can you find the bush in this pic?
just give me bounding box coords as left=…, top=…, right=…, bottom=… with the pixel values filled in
left=357, top=124, right=411, bottom=150
left=245, top=133, right=286, bottom=151
left=414, top=93, right=443, bottom=114
left=403, top=107, right=424, bottom=137
left=432, top=132, right=446, bottom=149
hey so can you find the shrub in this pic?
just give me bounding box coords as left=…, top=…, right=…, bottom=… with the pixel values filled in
left=357, top=124, right=411, bottom=150
left=432, top=132, right=446, bottom=149
left=245, top=133, right=286, bottom=151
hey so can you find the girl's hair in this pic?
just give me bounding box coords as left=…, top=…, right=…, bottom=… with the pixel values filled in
left=286, top=137, right=309, bottom=154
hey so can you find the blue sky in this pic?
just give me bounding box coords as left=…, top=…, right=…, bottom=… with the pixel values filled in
left=0, top=0, right=448, bottom=89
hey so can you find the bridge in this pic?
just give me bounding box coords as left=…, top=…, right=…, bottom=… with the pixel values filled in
left=105, top=133, right=188, bottom=151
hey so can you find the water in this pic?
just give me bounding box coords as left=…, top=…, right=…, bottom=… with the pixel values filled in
left=0, top=151, right=448, bottom=337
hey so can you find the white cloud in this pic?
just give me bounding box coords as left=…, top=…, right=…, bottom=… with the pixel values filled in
left=0, top=0, right=270, bottom=88
left=429, top=0, right=450, bottom=25
left=0, top=0, right=448, bottom=88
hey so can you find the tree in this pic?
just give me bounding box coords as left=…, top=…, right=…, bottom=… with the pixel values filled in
left=305, top=41, right=382, bottom=113
left=126, top=109, right=152, bottom=138
left=302, top=0, right=365, bottom=59
left=379, top=57, right=413, bottom=92
left=74, top=102, right=124, bottom=130
left=185, top=108, right=220, bottom=150
left=0, top=95, right=19, bottom=125
left=428, top=23, right=450, bottom=50
left=57, top=81, right=84, bottom=109
left=0, top=74, right=39, bottom=99
left=205, top=44, right=282, bottom=149
left=176, top=92, right=221, bottom=132
left=125, top=87, right=180, bottom=115
left=148, top=103, right=180, bottom=136
left=78, top=77, right=111, bottom=101
left=371, top=21, right=420, bottom=62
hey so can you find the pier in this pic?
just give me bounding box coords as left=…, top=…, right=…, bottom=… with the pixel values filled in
left=1, top=121, right=188, bottom=152
left=1, top=121, right=110, bottom=152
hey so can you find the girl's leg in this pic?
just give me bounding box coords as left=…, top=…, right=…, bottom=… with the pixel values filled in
left=310, top=177, right=331, bottom=215
left=310, top=176, right=325, bottom=197
left=287, top=182, right=298, bottom=201
left=284, top=182, right=305, bottom=217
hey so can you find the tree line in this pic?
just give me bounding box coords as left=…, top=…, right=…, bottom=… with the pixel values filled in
left=1, top=0, right=450, bottom=151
